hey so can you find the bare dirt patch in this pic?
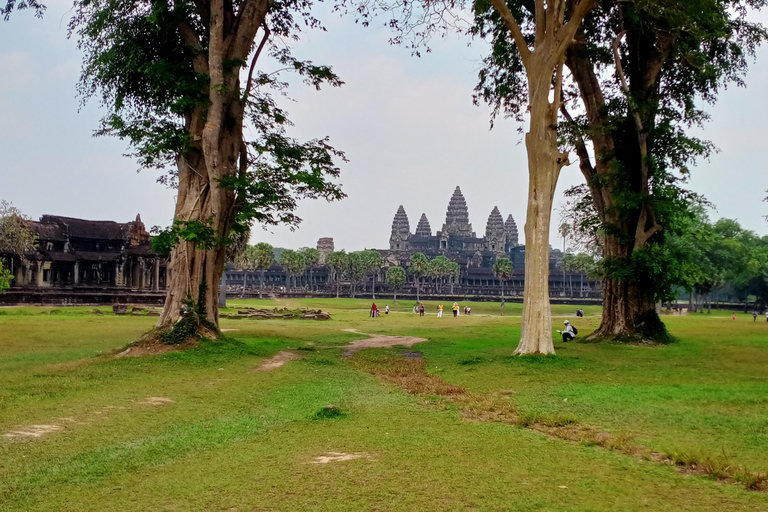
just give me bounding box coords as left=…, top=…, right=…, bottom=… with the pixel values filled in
left=3, top=424, right=63, bottom=440
left=254, top=351, right=304, bottom=372
left=309, top=452, right=373, bottom=464
left=139, top=397, right=174, bottom=406
left=342, top=333, right=428, bottom=357
left=114, top=334, right=197, bottom=358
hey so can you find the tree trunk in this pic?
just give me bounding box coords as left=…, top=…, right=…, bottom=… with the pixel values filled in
left=241, top=274, right=246, bottom=298
left=416, top=276, right=420, bottom=303
left=514, top=72, right=564, bottom=356
left=259, top=269, right=265, bottom=299
left=156, top=147, right=236, bottom=330
left=394, top=290, right=397, bottom=303
left=372, top=273, right=376, bottom=300
left=336, top=273, right=340, bottom=298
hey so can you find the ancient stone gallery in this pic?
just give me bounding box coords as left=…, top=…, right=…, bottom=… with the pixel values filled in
left=2, top=214, right=166, bottom=292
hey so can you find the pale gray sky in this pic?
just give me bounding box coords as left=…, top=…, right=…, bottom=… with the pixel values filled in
left=1, top=2, right=766, bottom=252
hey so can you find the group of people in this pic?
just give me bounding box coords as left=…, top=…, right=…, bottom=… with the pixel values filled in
left=413, top=302, right=467, bottom=317
left=369, top=303, right=389, bottom=317
left=748, top=311, right=768, bottom=321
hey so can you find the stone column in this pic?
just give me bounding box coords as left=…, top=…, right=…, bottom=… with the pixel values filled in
left=36, top=261, right=44, bottom=287
left=153, top=258, right=160, bottom=292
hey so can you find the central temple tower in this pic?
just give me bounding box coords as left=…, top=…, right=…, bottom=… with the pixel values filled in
left=439, top=186, right=475, bottom=238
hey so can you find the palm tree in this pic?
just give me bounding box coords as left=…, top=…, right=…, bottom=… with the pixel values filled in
left=300, top=247, right=320, bottom=291
left=252, top=243, right=274, bottom=299
left=362, top=249, right=384, bottom=299
left=325, top=250, right=348, bottom=298
left=493, top=257, right=514, bottom=307
left=408, top=253, right=428, bottom=302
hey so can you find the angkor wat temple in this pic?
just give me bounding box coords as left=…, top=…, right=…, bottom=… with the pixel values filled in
left=384, top=186, right=523, bottom=269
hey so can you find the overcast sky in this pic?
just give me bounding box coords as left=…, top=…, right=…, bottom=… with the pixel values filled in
left=1, top=3, right=767, bottom=252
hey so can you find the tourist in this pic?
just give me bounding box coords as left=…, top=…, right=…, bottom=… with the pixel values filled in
left=557, top=320, right=576, bottom=343
left=419, top=302, right=425, bottom=317
left=453, top=302, right=459, bottom=317
left=733, top=313, right=736, bottom=320
left=753, top=311, right=757, bottom=322
left=463, top=306, right=468, bottom=315
left=765, top=311, right=768, bottom=323
left=437, top=303, right=443, bottom=318
left=371, top=303, right=378, bottom=318
left=385, top=304, right=389, bottom=315
left=466, top=306, right=472, bottom=316
left=413, top=304, right=418, bottom=314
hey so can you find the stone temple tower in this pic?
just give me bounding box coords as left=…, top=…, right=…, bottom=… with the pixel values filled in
left=389, top=205, right=411, bottom=251
left=505, top=214, right=519, bottom=248
left=485, top=206, right=507, bottom=257
left=440, top=186, right=475, bottom=237
left=415, top=213, right=432, bottom=237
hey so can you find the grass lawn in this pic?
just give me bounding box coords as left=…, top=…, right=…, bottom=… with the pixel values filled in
left=1, top=299, right=767, bottom=511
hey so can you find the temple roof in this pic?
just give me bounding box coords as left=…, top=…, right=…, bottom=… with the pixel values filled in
left=415, top=213, right=432, bottom=237
left=390, top=205, right=410, bottom=236
left=485, top=206, right=505, bottom=240
left=505, top=215, right=519, bottom=247
left=441, top=186, right=473, bottom=236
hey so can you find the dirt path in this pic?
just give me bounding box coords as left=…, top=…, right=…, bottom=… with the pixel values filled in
left=254, top=351, right=304, bottom=372
left=342, top=329, right=428, bottom=358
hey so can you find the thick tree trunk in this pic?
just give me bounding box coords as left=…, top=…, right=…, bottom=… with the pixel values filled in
left=591, top=235, right=656, bottom=337
left=157, top=144, right=237, bottom=330
left=260, top=269, right=265, bottom=299
left=515, top=90, right=564, bottom=355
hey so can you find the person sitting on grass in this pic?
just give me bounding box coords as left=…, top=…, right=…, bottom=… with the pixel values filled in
left=557, top=320, right=576, bottom=343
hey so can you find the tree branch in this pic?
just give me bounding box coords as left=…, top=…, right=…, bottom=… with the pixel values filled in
left=241, top=24, right=270, bottom=103
left=230, top=0, right=274, bottom=60
left=177, top=16, right=209, bottom=74
left=489, top=0, right=532, bottom=69
left=560, top=104, right=595, bottom=179
left=555, top=0, right=596, bottom=57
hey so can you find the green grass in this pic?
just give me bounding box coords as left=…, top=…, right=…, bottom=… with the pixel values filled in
left=1, top=299, right=767, bottom=511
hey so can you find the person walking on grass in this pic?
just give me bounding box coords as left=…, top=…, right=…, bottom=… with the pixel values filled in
left=557, top=320, right=576, bottom=343
left=452, top=302, right=459, bottom=318
left=437, top=303, right=443, bottom=318
left=419, top=302, right=425, bottom=317
left=754, top=311, right=757, bottom=322
left=370, top=303, right=378, bottom=318
left=385, top=304, right=389, bottom=315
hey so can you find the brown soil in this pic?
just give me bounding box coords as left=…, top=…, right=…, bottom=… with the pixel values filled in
left=139, top=397, right=174, bottom=406
left=309, top=452, right=373, bottom=464
left=342, top=332, right=428, bottom=358
left=254, top=351, right=304, bottom=372
left=115, top=332, right=198, bottom=358
left=3, top=425, right=63, bottom=440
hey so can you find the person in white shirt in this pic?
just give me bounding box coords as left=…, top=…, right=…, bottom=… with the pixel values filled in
left=557, top=320, right=576, bottom=343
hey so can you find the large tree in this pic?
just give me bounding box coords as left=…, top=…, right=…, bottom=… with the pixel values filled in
left=69, top=0, right=345, bottom=336
left=0, top=260, right=12, bottom=293
left=480, top=0, right=767, bottom=341
left=352, top=0, right=596, bottom=353
left=0, top=201, right=37, bottom=284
